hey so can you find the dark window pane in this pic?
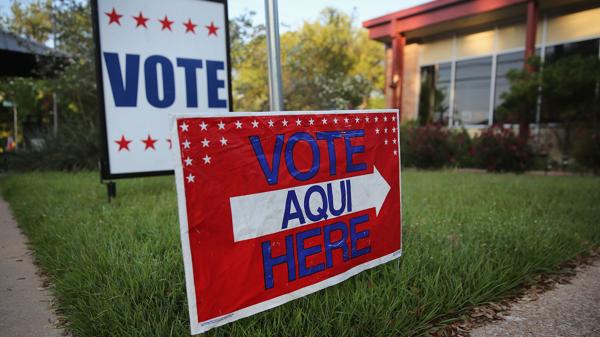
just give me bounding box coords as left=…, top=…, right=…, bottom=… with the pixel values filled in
left=436, top=63, right=451, bottom=124
left=438, top=63, right=451, bottom=82
left=494, top=51, right=524, bottom=123
left=454, top=56, right=492, bottom=125
left=545, top=39, right=599, bottom=64
left=418, top=62, right=451, bottom=125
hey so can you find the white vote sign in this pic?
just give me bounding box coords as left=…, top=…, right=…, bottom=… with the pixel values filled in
left=94, top=0, right=230, bottom=178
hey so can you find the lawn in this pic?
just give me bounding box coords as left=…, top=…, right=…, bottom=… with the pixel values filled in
left=1, top=171, right=599, bottom=337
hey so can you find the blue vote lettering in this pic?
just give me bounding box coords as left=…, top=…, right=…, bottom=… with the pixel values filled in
left=176, top=58, right=203, bottom=108
left=102, top=52, right=227, bottom=109
left=145, top=55, right=175, bottom=108
left=103, top=53, right=139, bottom=107
left=251, top=130, right=366, bottom=185
left=285, top=132, right=320, bottom=181
left=207, top=60, right=227, bottom=108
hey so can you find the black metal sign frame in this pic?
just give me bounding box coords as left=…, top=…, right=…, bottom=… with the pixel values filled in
left=91, top=0, right=233, bottom=183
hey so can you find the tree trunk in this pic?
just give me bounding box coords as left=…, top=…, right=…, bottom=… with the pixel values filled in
left=519, top=103, right=531, bottom=141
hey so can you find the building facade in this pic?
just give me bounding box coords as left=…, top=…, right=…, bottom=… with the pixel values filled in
left=363, top=0, right=600, bottom=128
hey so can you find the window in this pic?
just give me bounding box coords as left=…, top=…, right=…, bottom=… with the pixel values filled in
left=542, top=38, right=600, bottom=123
left=494, top=51, right=524, bottom=123
left=544, top=39, right=599, bottom=64
left=418, top=63, right=451, bottom=125
left=453, top=56, right=492, bottom=125
left=417, top=35, right=600, bottom=127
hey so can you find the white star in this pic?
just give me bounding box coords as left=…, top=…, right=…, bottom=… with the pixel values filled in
left=186, top=173, right=195, bottom=183
left=384, top=116, right=388, bottom=122
left=217, top=121, right=225, bottom=130
left=392, top=127, right=396, bottom=132
left=374, top=117, right=379, bottom=122
left=392, top=116, right=396, bottom=121
left=333, top=118, right=339, bottom=124
left=384, top=139, right=389, bottom=145
left=235, top=120, right=242, bottom=129
left=220, top=137, right=228, bottom=146
left=199, top=121, right=208, bottom=131
left=365, top=117, right=370, bottom=122
left=344, top=117, right=349, bottom=123
left=295, top=119, right=302, bottom=126
left=202, top=154, right=211, bottom=164
left=392, top=138, right=397, bottom=144
left=393, top=150, right=398, bottom=156
left=252, top=120, right=259, bottom=128
left=282, top=119, right=289, bottom=126
left=384, top=128, right=388, bottom=133
left=180, top=122, right=189, bottom=132
left=184, top=156, right=193, bottom=166
left=355, top=117, right=360, bottom=123
left=375, top=128, right=380, bottom=134
left=201, top=138, right=210, bottom=147
left=321, top=118, right=328, bottom=125
left=182, top=139, right=191, bottom=149
left=309, top=118, right=315, bottom=125
left=268, top=119, right=274, bottom=127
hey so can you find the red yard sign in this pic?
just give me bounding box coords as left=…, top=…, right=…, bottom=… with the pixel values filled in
left=172, top=110, right=402, bottom=334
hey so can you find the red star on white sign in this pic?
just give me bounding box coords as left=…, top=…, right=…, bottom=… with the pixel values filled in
left=206, top=21, right=219, bottom=36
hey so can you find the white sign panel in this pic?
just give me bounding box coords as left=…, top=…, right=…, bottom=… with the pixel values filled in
left=94, top=0, right=230, bottom=177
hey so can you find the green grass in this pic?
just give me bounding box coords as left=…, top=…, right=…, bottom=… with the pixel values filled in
left=1, top=171, right=599, bottom=337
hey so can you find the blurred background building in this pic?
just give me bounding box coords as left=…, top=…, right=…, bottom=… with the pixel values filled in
left=363, top=0, right=600, bottom=128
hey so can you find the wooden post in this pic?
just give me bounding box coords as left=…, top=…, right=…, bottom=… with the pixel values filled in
left=390, top=26, right=405, bottom=120
left=13, top=105, right=18, bottom=150
left=53, top=93, right=58, bottom=137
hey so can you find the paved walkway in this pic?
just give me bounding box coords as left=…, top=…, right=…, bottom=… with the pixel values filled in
left=0, top=198, right=63, bottom=337
left=471, top=260, right=600, bottom=337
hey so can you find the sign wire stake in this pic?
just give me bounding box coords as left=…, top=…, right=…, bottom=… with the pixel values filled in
left=106, top=181, right=116, bottom=202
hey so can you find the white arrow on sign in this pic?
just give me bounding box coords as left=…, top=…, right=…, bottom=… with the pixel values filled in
left=229, top=167, right=391, bottom=242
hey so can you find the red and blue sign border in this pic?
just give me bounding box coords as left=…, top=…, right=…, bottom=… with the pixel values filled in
left=91, top=0, right=233, bottom=181
left=171, top=109, right=402, bottom=334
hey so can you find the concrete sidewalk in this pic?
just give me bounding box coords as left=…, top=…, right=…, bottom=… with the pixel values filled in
left=0, top=198, right=63, bottom=337
left=471, top=260, right=600, bottom=337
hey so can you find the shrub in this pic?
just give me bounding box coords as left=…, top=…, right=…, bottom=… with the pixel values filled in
left=573, top=128, right=600, bottom=174
left=472, top=126, right=533, bottom=172
left=399, top=124, right=536, bottom=172
left=400, top=124, right=457, bottom=169
left=7, top=115, right=99, bottom=171
left=450, top=128, right=477, bottom=168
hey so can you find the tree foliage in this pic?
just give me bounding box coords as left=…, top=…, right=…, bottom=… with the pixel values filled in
left=0, top=0, right=99, bottom=169
left=233, top=8, right=384, bottom=111
left=542, top=55, right=600, bottom=167
left=495, top=57, right=541, bottom=127
left=541, top=55, right=600, bottom=128
left=5, top=0, right=53, bottom=42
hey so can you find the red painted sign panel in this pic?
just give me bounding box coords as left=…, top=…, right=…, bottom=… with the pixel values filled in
left=172, top=110, right=402, bottom=334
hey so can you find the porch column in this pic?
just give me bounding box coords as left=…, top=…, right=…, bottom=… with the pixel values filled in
left=390, top=29, right=405, bottom=120
left=520, top=0, right=538, bottom=139
left=524, top=0, right=538, bottom=71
